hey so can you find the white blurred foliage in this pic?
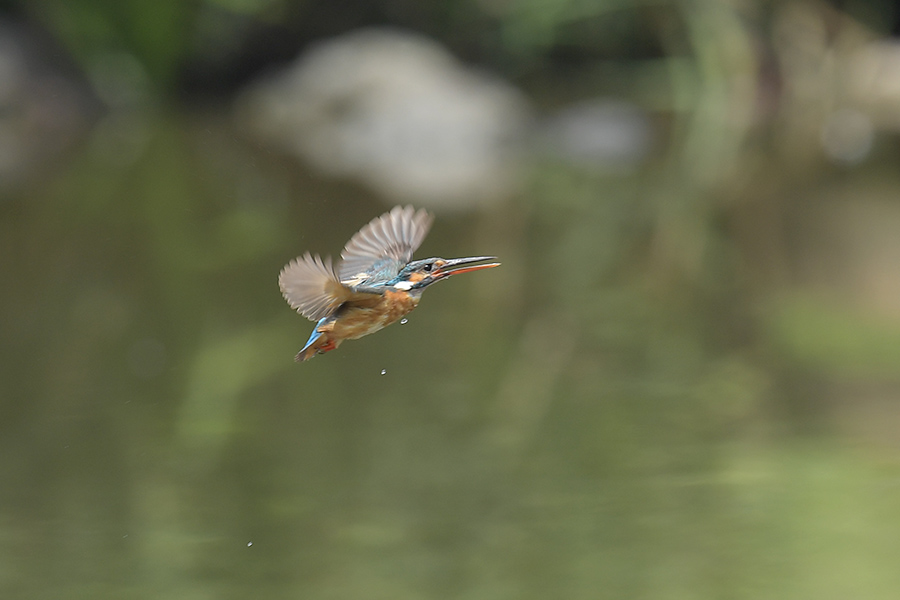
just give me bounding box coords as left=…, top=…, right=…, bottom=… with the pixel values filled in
left=536, top=100, right=652, bottom=169
left=819, top=108, right=873, bottom=165
left=236, top=28, right=532, bottom=208
left=774, top=2, right=900, bottom=167
left=848, top=41, right=900, bottom=133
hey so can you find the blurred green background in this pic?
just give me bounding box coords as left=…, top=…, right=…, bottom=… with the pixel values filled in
left=3, top=0, right=900, bottom=598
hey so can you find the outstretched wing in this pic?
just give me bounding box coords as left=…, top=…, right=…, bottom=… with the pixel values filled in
left=279, top=253, right=362, bottom=321
left=339, top=205, right=433, bottom=283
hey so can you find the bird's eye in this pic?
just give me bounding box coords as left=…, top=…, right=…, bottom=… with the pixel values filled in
left=422, top=264, right=433, bottom=272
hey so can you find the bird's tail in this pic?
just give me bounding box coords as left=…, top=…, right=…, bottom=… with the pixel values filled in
left=295, top=329, right=339, bottom=362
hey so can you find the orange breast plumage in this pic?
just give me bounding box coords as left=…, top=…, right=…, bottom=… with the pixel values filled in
left=330, top=291, right=420, bottom=341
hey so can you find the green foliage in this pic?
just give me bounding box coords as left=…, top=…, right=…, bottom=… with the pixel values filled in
left=26, top=0, right=194, bottom=87
left=768, top=295, right=900, bottom=380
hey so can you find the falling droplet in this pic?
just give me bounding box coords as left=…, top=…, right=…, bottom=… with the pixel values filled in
left=380, top=369, right=387, bottom=375
left=247, top=541, right=253, bottom=547
left=400, top=318, right=408, bottom=325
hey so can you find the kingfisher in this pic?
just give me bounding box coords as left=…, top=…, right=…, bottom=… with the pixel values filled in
left=279, top=205, right=500, bottom=362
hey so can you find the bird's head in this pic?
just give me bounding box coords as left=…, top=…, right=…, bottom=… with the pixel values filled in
left=389, top=256, right=500, bottom=294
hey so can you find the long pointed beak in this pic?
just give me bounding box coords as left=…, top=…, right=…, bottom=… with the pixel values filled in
left=432, top=256, right=501, bottom=279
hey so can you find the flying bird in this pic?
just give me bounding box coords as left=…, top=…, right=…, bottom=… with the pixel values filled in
left=279, top=205, right=500, bottom=361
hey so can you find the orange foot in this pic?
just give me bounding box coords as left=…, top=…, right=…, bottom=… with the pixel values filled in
left=317, top=339, right=337, bottom=353
left=295, top=335, right=339, bottom=362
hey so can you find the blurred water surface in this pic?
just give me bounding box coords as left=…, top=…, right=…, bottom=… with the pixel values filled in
left=3, top=2, right=900, bottom=599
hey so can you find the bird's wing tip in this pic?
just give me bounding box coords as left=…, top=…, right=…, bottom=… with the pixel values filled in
left=279, top=253, right=348, bottom=321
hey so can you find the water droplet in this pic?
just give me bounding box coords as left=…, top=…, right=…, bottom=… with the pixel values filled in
left=380, top=369, right=387, bottom=375
left=400, top=318, right=408, bottom=325
left=247, top=541, right=253, bottom=547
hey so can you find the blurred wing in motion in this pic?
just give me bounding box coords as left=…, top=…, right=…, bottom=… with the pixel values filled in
left=279, top=253, right=358, bottom=321
left=339, top=205, right=433, bottom=283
